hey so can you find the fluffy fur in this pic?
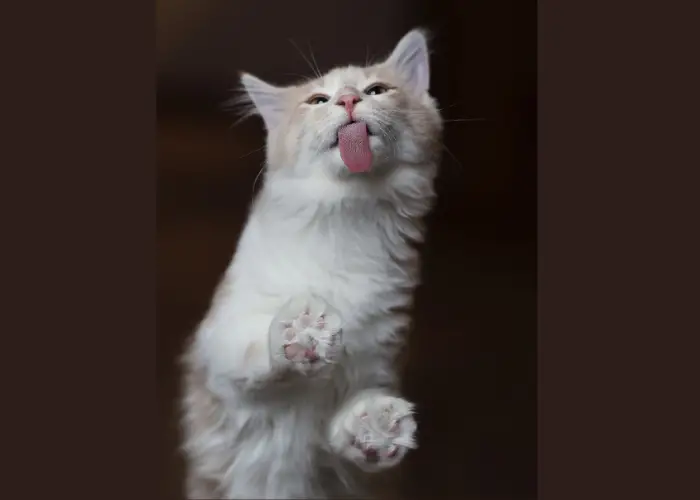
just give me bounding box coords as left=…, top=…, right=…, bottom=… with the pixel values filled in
left=180, top=29, right=443, bottom=499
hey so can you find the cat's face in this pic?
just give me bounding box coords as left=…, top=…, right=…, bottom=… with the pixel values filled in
left=239, top=29, right=442, bottom=183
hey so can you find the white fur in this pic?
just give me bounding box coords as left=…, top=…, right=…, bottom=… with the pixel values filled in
left=181, top=29, right=443, bottom=499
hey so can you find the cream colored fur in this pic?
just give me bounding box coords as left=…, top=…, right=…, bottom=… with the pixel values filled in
left=180, top=29, right=443, bottom=499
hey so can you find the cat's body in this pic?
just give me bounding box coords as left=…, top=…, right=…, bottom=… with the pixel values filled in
left=181, top=30, right=442, bottom=499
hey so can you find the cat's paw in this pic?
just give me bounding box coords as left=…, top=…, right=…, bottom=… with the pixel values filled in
left=329, top=392, right=417, bottom=472
left=268, top=295, right=344, bottom=377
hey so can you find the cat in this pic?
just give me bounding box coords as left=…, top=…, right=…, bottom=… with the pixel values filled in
left=180, top=28, right=443, bottom=499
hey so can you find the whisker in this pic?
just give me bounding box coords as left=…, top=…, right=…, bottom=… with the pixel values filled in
left=398, top=103, right=466, bottom=116
left=374, top=121, right=392, bottom=141
left=281, top=72, right=316, bottom=84
left=440, top=142, right=465, bottom=172
left=384, top=107, right=486, bottom=124
left=224, top=90, right=258, bottom=128
left=439, top=103, right=462, bottom=112
left=252, top=161, right=265, bottom=194
left=288, top=39, right=321, bottom=79
left=228, top=113, right=254, bottom=129
left=365, top=46, right=382, bottom=66
left=238, top=146, right=265, bottom=159
left=306, top=41, right=323, bottom=79
left=443, top=118, right=487, bottom=123
left=369, top=111, right=396, bottom=139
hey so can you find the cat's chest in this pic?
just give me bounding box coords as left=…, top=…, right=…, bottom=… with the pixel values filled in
left=271, top=232, right=403, bottom=292
left=243, top=220, right=415, bottom=308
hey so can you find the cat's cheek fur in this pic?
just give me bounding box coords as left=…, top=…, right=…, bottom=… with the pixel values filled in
left=181, top=28, right=441, bottom=499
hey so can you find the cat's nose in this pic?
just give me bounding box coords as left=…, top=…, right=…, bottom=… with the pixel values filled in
left=336, top=94, right=362, bottom=118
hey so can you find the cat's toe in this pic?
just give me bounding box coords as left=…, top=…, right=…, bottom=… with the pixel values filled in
left=334, top=394, right=417, bottom=472
left=269, top=295, right=344, bottom=376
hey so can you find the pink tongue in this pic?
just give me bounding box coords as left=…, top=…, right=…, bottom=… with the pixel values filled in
left=337, top=122, right=372, bottom=173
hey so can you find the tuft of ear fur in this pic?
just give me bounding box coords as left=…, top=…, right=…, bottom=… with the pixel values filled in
left=384, top=29, right=431, bottom=95
left=232, top=73, right=287, bottom=130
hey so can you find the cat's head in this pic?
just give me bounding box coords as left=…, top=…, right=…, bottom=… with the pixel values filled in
left=237, top=29, right=442, bottom=192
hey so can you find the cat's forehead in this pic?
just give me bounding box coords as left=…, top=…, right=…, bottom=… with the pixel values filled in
left=309, top=66, right=384, bottom=92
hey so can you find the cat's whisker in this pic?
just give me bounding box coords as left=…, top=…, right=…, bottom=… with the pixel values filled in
left=306, top=42, right=323, bottom=80
left=282, top=73, right=316, bottom=84
left=224, top=90, right=259, bottom=128
left=385, top=108, right=485, bottom=126
left=288, top=38, right=322, bottom=80
left=383, top=108, right=473, bottom=172
left=442, top=118, right=487, bottom=123
left=251, top=161, right=266, bottom=194
left=239, top=146, right=266, bottom=159
left=370, top=110, right=397, bottom=128
left=391, top=103, right=461, bottom=114
left=371, top=108, right=393, bottom=119
left=370, top=117, right=396, bottom=143
left=438, top=103, right=462, bottom=112
left=440, top=142, right=465, bottom=172
left=364, top=46, right=382, bottom=67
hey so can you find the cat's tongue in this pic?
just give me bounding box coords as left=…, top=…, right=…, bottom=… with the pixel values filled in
left=337, top=122, right=372, bottom=173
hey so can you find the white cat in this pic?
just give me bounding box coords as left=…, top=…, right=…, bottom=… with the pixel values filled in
left=180, top=29, right=443, bottom=499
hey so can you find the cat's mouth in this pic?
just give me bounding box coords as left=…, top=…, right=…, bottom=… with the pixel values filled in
left=330, top=120, right=375, bottom=149
left=333, top=120, right=375, bottom=173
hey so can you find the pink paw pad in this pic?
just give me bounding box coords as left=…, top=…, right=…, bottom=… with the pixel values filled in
left=270, top=297, right=344, bottom=371
left=283, top=343, right=319, bottom=362
left=348, top=403, right=415, bottom=467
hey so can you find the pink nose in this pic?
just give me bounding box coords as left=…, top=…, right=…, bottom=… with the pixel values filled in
left=336, top=94, right=361, bottom=117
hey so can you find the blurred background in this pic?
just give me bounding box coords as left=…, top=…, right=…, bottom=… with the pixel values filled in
left=157, top=1, right=536, bottom=499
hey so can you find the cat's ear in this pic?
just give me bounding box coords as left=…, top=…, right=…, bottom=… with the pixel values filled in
left=238, top=73, right=286, bottom=130
left=384, top=29, right=431, bottom=95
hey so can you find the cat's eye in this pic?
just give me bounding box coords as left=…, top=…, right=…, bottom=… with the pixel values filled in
left=306, top=94, right=329, bottom=105
left=364, top=83, right=390, bottom=96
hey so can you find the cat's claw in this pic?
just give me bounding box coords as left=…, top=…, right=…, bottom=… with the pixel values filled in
left=268, top=295, right=344, bottom=376
left=330, top=392, right=417, bottom=472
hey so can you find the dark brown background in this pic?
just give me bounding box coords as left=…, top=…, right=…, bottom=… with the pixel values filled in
left=3, top=1, right=695, bottom=500
left=158, top=1, right=536, bottom=498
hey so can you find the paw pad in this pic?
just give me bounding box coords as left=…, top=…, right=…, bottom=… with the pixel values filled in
left=341, top=396, right=417, bottom=470
left=269, top=296, right=344, bottom=373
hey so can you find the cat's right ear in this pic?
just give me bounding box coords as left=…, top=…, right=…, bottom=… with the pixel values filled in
left=237, top=73, right=286, bottom=130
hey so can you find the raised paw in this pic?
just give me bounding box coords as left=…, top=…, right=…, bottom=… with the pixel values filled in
left=330, top=392, right=417, bottom=472
left=268, top=295, right=344, bottom=377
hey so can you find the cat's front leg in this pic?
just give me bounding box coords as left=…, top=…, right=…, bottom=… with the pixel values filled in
left=328, top=389, right=418, bottom=472
left=226, top=294, right=345, bottom=392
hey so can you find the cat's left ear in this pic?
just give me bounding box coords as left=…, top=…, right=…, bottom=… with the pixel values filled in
left=384, top=29, right=431, bottom=95
left=239, top=73, right=286, bottom=130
